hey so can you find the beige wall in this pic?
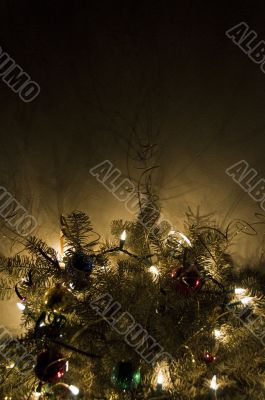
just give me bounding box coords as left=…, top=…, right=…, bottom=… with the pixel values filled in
left=0, top=2, right=265, bottom=333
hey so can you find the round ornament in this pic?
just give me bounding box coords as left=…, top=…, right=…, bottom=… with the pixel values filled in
left=66, top=252, right=94, bottom=289
left=111, top=361, right=141, bottom=391
left=201, top=351, right=216, bottom=365
left=34, top=349, right=67, bottom=383
left=44, top=284, right=73, bottom=313
left=69, top=251, right=93, bottom=272
left=171, top=264, right=202, bottom=295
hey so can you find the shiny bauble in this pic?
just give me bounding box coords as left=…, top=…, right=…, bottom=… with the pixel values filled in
left=69, top=252, right=93, bottom=272
left=44, top=284, right=73, bottom=313
left=171, top=264, right=202, bottom=295
left=201, top=351, right=216, bottom=365
left=111, top=361, right=141, bottom=391
left=34, top=349, right=67, bottom=383
left=66, top=252, right=94, bottom=290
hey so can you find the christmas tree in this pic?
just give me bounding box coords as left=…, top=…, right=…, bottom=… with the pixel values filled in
left=1, top=192, right=265, bottom=399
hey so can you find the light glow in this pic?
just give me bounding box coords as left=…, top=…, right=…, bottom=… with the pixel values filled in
left=241, top=296, right=252, bottom=305
left=149, top=265, right=159, bottom=276
left=157, top=370, right=164, bottom=385
left=59, top=261, right=66, bottom=269
left=214, top=329, right=221, bottom=339
left=210, top=375, right=218, bottom=390
left=235, top=288, right=246, bottom=295
left=120, top=230, right=126, bottom=241
left=16, top=302, right=25, bottom=311
left=69, top=385, right=79, bottom=395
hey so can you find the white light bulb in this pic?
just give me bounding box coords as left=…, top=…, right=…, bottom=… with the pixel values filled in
left=149, top=266, right=159, bottom=276
left=235, top=288, right=245, bottom=295
left=214, top=329, right=221, bottom=339
left=59, top=261, right=65, bottom=268
left=157, top=370, right=164, bottom=385
left=120, top=230, right=126, bottom=241
left=210, top=375, right=218, bottom=390
left=241, top=296, right=252, bottom=305
left=16, top=302, right=25, bottom=311
left=69, top=385, right=79, bottom=395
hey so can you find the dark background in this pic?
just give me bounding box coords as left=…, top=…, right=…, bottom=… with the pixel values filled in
left=1, top=0, right=265, bottom=331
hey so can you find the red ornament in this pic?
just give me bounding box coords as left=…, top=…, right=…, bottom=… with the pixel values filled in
left=171, top=264, right=202, bottom=295
left=201, top=351, right=216, bottom=365
left=34, top=349, right=67, bottom=383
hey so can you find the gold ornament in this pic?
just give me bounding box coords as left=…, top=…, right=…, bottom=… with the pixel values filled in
left=44, top=284, right=74, bottom=313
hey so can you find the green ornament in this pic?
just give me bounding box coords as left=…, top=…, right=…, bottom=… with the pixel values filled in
left=111, top=361, right=141, bottom=391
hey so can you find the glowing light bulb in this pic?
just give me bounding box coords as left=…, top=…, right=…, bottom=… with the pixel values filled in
left=210, top=375, right=218, bottom=390
left=214, top=329, right=221, bottom=339
left=66, top=361, right=69, bottom=372
left=69, top=385, right=79, bottom=395
left=157, top=370, right=164, bottom=385
left=6, top=362, right=15, bottom=369
left=120, top=230, right=126, bottom=240
left=235, top=288, right=245, bottom=295
left=241, top=296, right=252, bottom=305
left=156, top=369, right=164, bottom=391
left=16, top=302, right=25, bottom=311
left=59, top=261, right=65, bottom=269
left=149, top=265, right=159, bottom=276
left=119, top=230, right=127, bottom=249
